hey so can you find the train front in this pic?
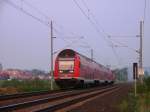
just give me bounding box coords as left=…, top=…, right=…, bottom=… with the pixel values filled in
left=54, top=49, right=80, bottom=88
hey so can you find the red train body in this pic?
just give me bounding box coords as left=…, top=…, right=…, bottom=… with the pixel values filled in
left=54, top=49, right=115, bottom=87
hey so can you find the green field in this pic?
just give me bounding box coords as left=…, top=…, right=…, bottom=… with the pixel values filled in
left=0, top=79, right=59, bottom=95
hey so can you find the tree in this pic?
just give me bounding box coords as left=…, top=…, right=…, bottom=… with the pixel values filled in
left=0, top=63, right=3, bottom=70
left=31, top=69, right=46, bottom=75
left=113, top=67, right=128, bottom=81
left=144, top=70, right=149, bottom=78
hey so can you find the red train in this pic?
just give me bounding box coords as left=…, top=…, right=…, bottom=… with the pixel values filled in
left=54, top=49, right=115, bottom=87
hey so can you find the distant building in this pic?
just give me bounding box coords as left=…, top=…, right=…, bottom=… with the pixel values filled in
left=0, top=68, right=50, bottom=80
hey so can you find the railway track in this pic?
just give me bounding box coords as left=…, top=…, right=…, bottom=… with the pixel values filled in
left=0, top=90, right=55, bottom=101
left=0, top=89, right=76, bottom=106
left=0, top=85, right=119, bottom=112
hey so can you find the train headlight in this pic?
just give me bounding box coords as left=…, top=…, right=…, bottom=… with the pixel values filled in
left=59, top=70, right=63, bottom=73
left=70, top=70, right=73, bottom=73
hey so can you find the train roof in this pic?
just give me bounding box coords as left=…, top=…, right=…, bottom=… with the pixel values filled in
left=57, top=49, right=111, bottom=71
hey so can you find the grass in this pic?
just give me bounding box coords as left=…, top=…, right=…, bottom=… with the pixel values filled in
left=119, top=76, right=150, bottom=112
left=0, top=79, right=60, bottom=95
left=118, top=92, right=138, bottom=112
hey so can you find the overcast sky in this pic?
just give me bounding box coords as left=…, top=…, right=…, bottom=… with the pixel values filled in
left=0, top=0, right=149, bottom=71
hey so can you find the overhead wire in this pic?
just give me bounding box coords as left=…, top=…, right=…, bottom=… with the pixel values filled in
left=143, top=0, right=147, bottom=42
left=109, top=39, right=139, bottom=53
left=53, top=37, right=84, bottom=55
left=81, top=0, right=109, bottom=37
left=4, top=0, right=83, bottom=47
left=143, top=0, right=147, bottom=22
left=4, top=0, right=50, bottom=26
left=22, top=0, right=79, bottom=39
left=21, top=0, right=50, bottom=20
left=81, top=0, right=139, bottom=66
left=72, top=0, right=109, bottom=44
left=16, top=0, right=115, bottom=63
left=108, top=35, right=139, bottom=38
left=76, top=0, right=145, bottom=67
left=5, top=0, right=94, bottom=58
left=81, top=0, right=123, bottom=66
left=5, top=0, right=124, bottom=67
left=22, top=0, right=82, bottom=40
left=73, top=0, right=122, bottom=66
left=20, top=0, right=79, bottom=44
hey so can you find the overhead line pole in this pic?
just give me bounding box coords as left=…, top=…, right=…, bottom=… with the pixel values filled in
left=139, top=21, right=143, bottom=68
left=50, top=21, right=56, bottom=90
left=138, top=21, right=144, bottom=83
left=91, top=49, right=93, bottom=61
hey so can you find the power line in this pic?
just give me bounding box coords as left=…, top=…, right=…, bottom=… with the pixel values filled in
left=6, top=0, right=97, bottom=62
left=81, top=0, right=109, bottom=37
left=143, top=0, right=147, bottom=42
left=2, top=1, right=91, bottom=58
left=73, top=0, right=112, bottom=46
left=5, top=0, right=82, bottom=46
left=5, top=0, right=122, bottom=67
left=111, top=46, right=122, bottom=65
left=5, top=0, right=50, bottom=27
left=110, top=39, right=139, bottom=53
left=81, top=0, right=89, bottom=12
left=80, top=1, right=123, bottom=66
left=20, top=0, right=78, bottom=38
left=21, top=0, right=79, bottom=39
left=21, top=0, right=81, bottom=39
left=108, top=35, right=139, bottom=38
left=53, top=36, right=84, bottom=55
left=82, top=0, right=141, bottom=65
left=20, top=0, right=122, bottom=67
left=73, top=0, right=107, bottom=41
left=53, top=28, right=84, bottom=45
left=21, top=0, right=50, bottom=20
left=81, top=0, right=140, bottom=66
left=73, top=0, right=122, bottom=66
left=143, top=0, right=147, bottom=22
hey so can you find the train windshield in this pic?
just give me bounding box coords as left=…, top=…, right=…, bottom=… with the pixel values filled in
left=59, top=60, right=74, bottom=70
left=59, top=59, right=74, bottom=73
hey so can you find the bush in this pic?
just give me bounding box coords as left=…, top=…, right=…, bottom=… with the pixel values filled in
left=17, top=79, right=51, bottom=92
left=119, top=76, right=150, bottom=112
left=137, top=76, right=150, bottom=94
left=144, top=77, right=150, bottom=92
left=137, top=83, right=147, bottom=94
left=119, top=93, right=139, bottom=112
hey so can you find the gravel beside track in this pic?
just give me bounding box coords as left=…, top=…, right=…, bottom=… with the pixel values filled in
left=66, top=83, right=131, bottom=112
left=0, top=84, right=130, bottom=112
left=0, top=90, right=71, bottom=106
left=35, top=86, right=118, bottom=112
left=0, top=85, right=115, bottom=112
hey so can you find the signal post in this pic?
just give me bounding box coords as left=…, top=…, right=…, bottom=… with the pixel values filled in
left=133, top=62, right=138, bottom=97
left=138, top=21, right=144, bottom=83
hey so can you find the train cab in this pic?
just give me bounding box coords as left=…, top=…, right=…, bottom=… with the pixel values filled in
left=54, top=49, right=80, bottom=87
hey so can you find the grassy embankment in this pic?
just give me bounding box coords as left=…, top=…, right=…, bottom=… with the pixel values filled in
left=119, top=77, right=150, bottom=112
left=0, top=79, right=59, bottom=95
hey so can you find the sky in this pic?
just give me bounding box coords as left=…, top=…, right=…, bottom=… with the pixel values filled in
left=0, top=0, right=149, bottom=71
